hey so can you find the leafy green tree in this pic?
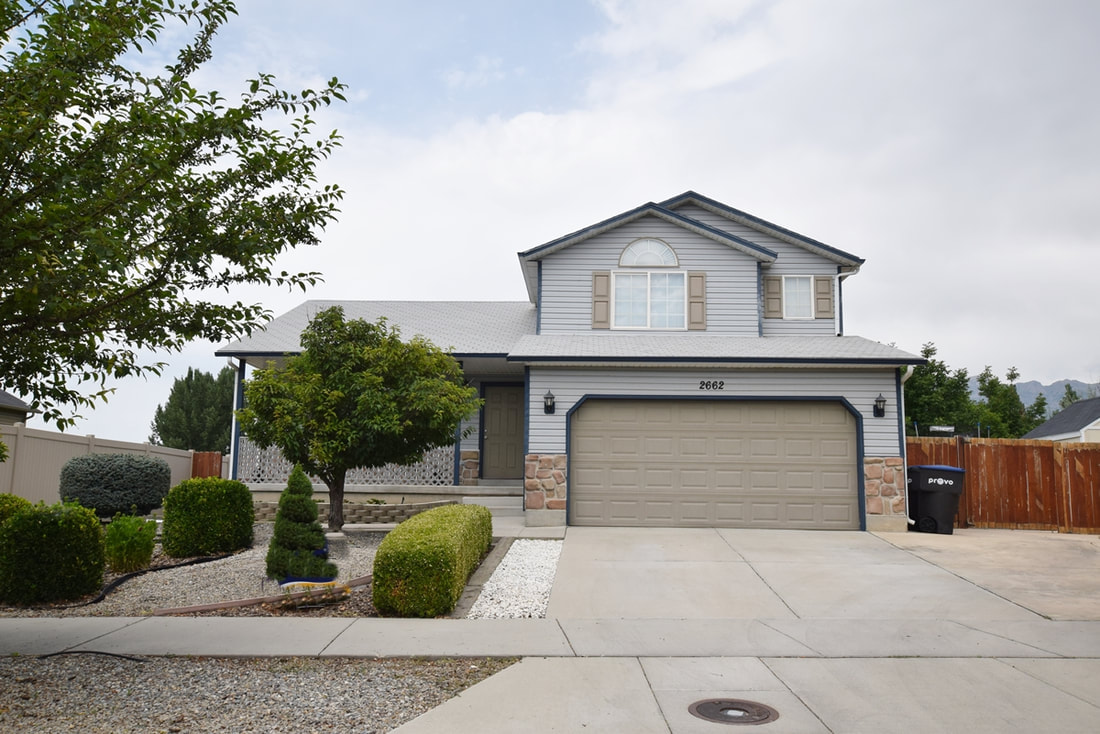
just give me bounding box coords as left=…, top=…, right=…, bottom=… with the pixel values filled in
left=903, top=343, right=972, bottom=435
left=974, top=366, right=1046, bottom=438
left=149, top=366, right=235, bottom=453
left=0, top=0, right=345, bottom=433
left=1059, top=384, right=1082, bottom=410
left=236, top=307, right=482, bottom=532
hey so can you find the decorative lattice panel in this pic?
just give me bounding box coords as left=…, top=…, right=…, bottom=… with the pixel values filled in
left=236, top=439, right=454, bottom=486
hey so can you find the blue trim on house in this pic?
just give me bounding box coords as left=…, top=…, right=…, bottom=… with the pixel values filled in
left=507, top=355, right=928, bottom=366
left=837, top=266, right=845, bottom=335
left=536, top=261, right=543, bottom=335
left=452, top=423, right=462, bottom=486
left=230, top=359, right=246, bottom=480
left=660, top=191, right=865, bottom=266
left=524, top=367, right=531, bottom=512
left=757, top=262, right=764, bottom=337
left=563, top=393, right=867, bottom=530
left=518, top=202, right=778, bottom=262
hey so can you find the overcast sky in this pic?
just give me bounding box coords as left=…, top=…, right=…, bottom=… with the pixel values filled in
left=26, top=0, right=1100, bottom=442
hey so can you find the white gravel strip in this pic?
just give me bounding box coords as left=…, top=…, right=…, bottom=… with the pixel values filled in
left=466, top=539, right=563, bottom=619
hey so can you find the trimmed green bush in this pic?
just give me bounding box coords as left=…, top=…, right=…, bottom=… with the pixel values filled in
left=161, top=478, right=254, bottom=557
left=59, top=453, right=172, bottom=517
left=265, top=466, right=337, bottom=582
left=104, top=514, right=158, bottom=573
left=0, top=493, right=32, bottom=525
left=372, top=503, right=491, bottom=617
left=0, top=501, right=104, bottom=604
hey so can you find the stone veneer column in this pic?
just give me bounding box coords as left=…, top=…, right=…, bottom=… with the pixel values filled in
left=458, top=450, right=479, bottom=486
left=864, top=457, right=908, bottom=531
left=524, top=453, right=567, bottom=514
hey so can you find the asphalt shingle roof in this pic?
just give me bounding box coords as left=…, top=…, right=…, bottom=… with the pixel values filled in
left=1023, top=396, right=1100, bottom=439
left=217, top=300, right=537, bottom=359
left=508, top=334, right=922, bottom=365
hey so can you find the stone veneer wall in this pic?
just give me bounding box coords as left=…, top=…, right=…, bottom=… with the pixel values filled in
left=864, top=457, right=906, bottom=517
left=459, top=450, right=479, bottom=486
left=524, top=453, right=567, bottom=511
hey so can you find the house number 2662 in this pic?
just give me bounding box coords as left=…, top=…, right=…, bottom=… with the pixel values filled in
left=699, top=380, right=725, bottom=390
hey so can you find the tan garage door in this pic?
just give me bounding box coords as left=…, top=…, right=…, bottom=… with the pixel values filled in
left=570, top=399, right=859, bottom=529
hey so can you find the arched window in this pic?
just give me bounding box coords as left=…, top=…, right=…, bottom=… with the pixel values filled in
left=613, top=239, right=685, bottom=328
left=619, top=238, right=678, bottom=267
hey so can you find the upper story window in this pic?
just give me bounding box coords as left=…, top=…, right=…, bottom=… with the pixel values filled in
left=619, top=238, right=679, bottom=267
left=613, top=239, right=685, bottom=329
left=592, top=240, right=706, bottom=331
left=763, top=275, right=835, bottom=321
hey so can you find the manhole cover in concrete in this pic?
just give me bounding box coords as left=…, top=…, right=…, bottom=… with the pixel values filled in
left=688, top=699, right=779, bottom=725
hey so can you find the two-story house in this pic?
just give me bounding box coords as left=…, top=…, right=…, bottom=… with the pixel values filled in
left=218, top=192, right=923, bottom=531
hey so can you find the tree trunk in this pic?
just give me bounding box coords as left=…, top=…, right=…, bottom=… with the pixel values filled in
left=324, top=471, right=346, bottom=532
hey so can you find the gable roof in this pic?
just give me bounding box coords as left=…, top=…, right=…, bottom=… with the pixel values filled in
left=1022, top=396, right=1100, bottom=440
left=661, top=191, right=865, bottom=269
left=216, top=300, right=536, bottom=366
left=517, top=199, right=779, bottom=303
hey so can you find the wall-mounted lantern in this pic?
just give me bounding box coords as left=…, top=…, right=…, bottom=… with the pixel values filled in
left=543, top=390, right=556, bottom=414
left=873, top=394, right=887, bottom=418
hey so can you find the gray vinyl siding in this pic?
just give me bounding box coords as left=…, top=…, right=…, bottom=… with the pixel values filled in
left=672, top=204, right=841, bottom=337
left=527, top=367, right=900, bottom=457
left=538, top=215, right=759, bottom=336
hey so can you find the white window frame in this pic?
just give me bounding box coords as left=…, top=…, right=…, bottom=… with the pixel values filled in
left=611, top=270, right=688, bottom=330
left=782, top=275, right=814, bottom=320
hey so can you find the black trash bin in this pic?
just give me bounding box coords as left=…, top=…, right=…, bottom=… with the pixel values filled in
left=907, top=465, right=965, bottom=534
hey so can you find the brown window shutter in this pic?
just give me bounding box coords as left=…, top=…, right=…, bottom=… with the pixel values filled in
left=814, top=276, right=834, bottom=319
left=763, top=276, right=782, bottom=319
left=592, top=271, right=611, bottom=329
left=687, top=271, right=706, bottom=330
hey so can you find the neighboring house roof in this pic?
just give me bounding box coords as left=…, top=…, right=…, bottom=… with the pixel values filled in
left=508, top=334, right=922, bottom=366
left=216, top=300, right=537, bottom=360
left=1023, top=397, right=1100, bottom=440
left=0, top=390, right=30, bottom=412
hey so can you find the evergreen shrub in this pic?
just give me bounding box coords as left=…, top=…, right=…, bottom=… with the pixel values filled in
left=162, top=478, right=254, bottom=557
left=0, top=493, right=32, bottom=525
left=104, top=514, right=158, bottom=573
left=59, top=453, right=171, bottom=517
left=372, top=503, right=491, bottom=617
left=265, top=466, right=337, bottom=582
left=0, top=501, right=104, bottom=604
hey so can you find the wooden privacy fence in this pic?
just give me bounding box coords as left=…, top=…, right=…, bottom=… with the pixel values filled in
left=906, top=437, right=1100, bottom=534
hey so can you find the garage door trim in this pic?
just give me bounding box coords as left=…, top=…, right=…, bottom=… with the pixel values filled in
left=564, top=394, right=866, bottom=529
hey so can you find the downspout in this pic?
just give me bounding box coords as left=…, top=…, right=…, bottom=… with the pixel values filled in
left=900, top=364, right=915, bottom=525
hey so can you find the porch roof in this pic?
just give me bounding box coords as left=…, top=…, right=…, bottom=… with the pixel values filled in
left=507, top=333, right=924, bottom=367
left=216, top=300, right=536, bottom=366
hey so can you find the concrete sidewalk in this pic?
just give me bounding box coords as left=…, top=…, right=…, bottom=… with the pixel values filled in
left=1, top=526, right=1098, bottom=732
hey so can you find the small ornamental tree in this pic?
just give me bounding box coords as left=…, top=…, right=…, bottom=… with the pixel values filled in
left=265, top=466, right=336, bottom=582
left=237, top=307, right=481, bottom=531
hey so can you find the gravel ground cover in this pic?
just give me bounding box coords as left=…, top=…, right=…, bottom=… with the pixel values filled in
left=0, top=654, right=516, bottom=733
left=0, top=524, right=561, bottom=732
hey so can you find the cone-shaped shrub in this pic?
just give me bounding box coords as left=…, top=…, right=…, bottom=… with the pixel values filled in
left=265, top=466, right=337, bottom=582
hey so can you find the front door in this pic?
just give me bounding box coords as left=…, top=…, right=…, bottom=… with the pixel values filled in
left=482, top=385, right=524, bottom=479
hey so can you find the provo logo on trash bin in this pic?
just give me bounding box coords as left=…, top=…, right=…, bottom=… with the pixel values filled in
left=927, top=476, right=956, bottom=487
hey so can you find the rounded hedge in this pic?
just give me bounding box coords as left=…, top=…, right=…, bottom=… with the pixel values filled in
left=161, top=478, right=254, bottom=557
left=0, top=502, right=105, bottom=604
left=59, top=453, right=172, bottom=517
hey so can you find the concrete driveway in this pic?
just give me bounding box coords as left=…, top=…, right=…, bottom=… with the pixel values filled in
left=393, top=526, right=1100, bottom=733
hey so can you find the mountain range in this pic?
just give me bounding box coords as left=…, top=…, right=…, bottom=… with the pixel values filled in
left=969, top=378, right=1099, bottom=413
